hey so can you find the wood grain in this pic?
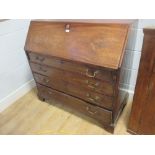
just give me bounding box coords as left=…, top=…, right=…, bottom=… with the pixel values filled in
left=128, top=28, right=155, bottom=134
left=34, top=73, right=114, bottom=110
left=37, top=84, right=112, bottom=125
left=25, top=21, right=130, bottom=69
left=31, top=62, right=114, bottom=96
left=29, top=52, right=115, bottom=82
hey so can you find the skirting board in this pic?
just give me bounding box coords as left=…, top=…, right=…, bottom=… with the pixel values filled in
left=120, top=88, right=134, bottom=104
left=0, top=79, right=36, bottom=113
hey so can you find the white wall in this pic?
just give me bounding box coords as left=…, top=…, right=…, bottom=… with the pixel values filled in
left=121, top=19, right=155, bottom=93
left=0, top=19, right=35, bottom=112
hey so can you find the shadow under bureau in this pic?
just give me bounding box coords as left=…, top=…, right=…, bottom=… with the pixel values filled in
left=24, top=20, right=131, bottom=133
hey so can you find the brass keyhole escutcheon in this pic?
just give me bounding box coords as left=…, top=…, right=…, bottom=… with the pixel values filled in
left=65, top=24, right=70, bottom=32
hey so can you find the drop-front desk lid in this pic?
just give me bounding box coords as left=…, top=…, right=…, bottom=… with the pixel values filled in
left=25, top=20, right=132, bottom=69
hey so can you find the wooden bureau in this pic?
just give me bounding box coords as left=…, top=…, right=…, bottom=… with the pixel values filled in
left=24, top=20, right=131, bottom=133
left=128, top=28, right=155, bottom=134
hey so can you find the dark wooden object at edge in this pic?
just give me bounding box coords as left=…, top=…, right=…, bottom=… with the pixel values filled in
left=128, top=28, right=155, bottom=135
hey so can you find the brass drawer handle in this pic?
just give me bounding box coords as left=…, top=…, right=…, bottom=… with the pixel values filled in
left=86, top=93, right=94, bottom=102
left=94, top=96, right=100, bottom=100
left=39, top=67, right=47, bottom=72
left=94, top=82, right=100, bottom=86
left=65, top=24, right=70, bottom=32
left=86, top=93, right=100, bottom=102
left=87, top=85, right=95, bottom=89
left=86, top=107, right=97, bottom=115
left=85, top=80, right=99, bottom=88
left=88, top=98, right=95, bottom=102
left=86, top=69, right=99, bottom=78
left=36, top=56, right=45, bottom=62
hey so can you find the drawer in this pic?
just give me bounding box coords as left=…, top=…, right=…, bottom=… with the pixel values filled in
left=31, top=62, right=114, bottom=96
left=37, top=84, right=112, bottom=125
left=29, top=52, right=115, bottom=82
left=34, top=73, right=113, bottom=110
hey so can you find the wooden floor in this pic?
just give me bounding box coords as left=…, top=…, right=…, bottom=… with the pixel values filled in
left=0, top=88, right=132, bottom=135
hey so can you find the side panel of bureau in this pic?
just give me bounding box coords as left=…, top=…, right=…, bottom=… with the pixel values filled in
left=111, top=67, right=128, bottom=122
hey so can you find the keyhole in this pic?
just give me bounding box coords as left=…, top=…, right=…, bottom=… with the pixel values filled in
left=65, top=24, right=70, bottom=32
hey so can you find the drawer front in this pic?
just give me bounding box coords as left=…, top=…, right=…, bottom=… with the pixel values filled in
left=29, top=52, right=115, bottom=82
left=37, top=84, right=112, bottom=125
left=30, top=62, right=114, bottom=96
left=34, top=73, right=113, bottom=110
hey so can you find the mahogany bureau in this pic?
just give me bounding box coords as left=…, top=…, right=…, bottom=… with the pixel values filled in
left=24, top=20, right=131, bottom=133
left=128, top=28, right=155, bottom=134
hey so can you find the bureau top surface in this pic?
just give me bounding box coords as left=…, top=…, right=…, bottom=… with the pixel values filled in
left=25, top=20, right=131, bottom=69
